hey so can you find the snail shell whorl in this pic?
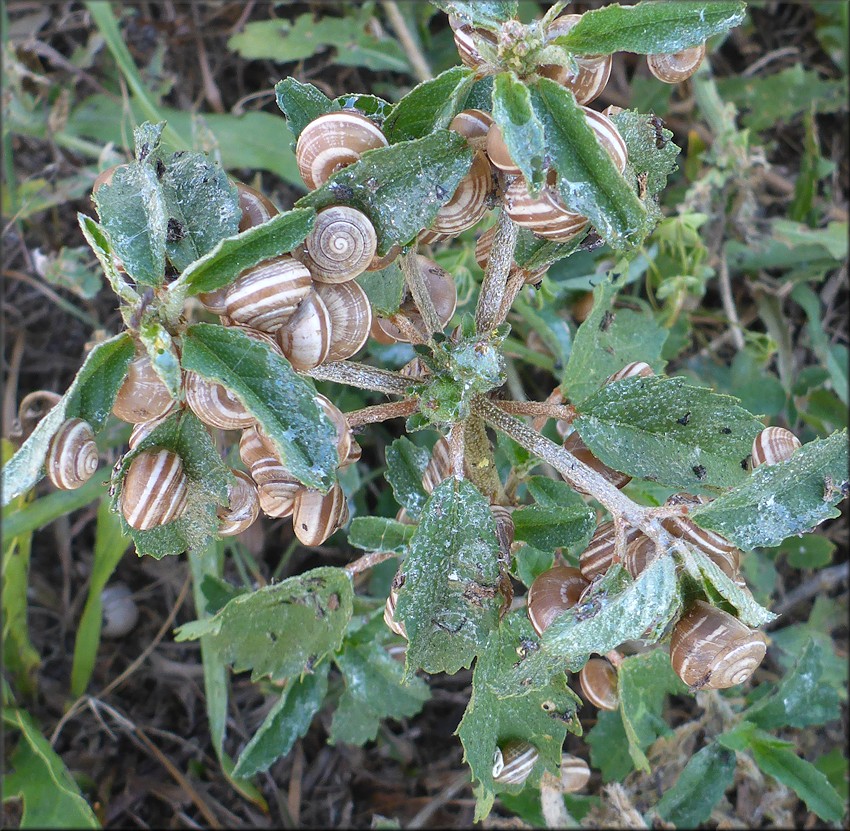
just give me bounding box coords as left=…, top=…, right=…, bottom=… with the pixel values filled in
left=492, top=740, right=539, bottom=786
left=218, top=469, right=260, bottom=536
left=485, top=124, right=520, bottom=174
left=661, top=493, right=738, bottom=571
left=234, top=181, right=278, bottom=232
left=422, top=436, right=452, bottom=494
left=185, top=372, right=254, bottom=430
left=302, top=206, right=377, bottom=283
left=579, top=520, right=639, bottom=579
left=527, top=565, right=589, bottom=636
left=539, top=14, right=612, bottom=105
left=558, top=754, right=592, bottom=793
left=315, top=393, right=353, bottom=463
left=624, top=532, right=656, bottom=578
left=46, top=418, right=99, bottom=490
left=251, top=455, right=302, bottom=518
left=366, top=243, right=402, bottom=272
left=128, top=413, right=172, bottom=450
left=582, top=107, right=628, bottom=174
left=751, top=426, right=801, bottom=468
left=384, top=586, right=407, bottom=638
left=563, top=431, right=631, bottom=491
left=121, top=449, right=189, bottom=530
left=428, top=151, right=493, bottom=237
left=292, top=483, right=349, bottom=547
left=579, top=658, right=619, bottom=711
left=112, top=354, right=174, bottom=424
left=670, top=600, right=767, bottom=689
left=198, top=285, right=229, bottom=314
left=449, top=108, right=494, bottom=142
left=647, top=43, right=706, bottom=83
left=606, top=361, right=654, bottom=384
left=314, top=280, right=372, bottom=362
left=505, top=175, right=589, bottom=243
left=490, top=504, right=515, bottom=557
left=276, top=291, right=332, bottom=371
left=296, top=111, right=388, bottom=190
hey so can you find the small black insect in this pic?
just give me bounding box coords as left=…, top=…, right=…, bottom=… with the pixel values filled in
left=166, top=217, right=186, bottom=243
left=677, top=411, right=691, bottom=426
left=600, top=310, right=615, bottom=332
left=692, top=464, right=707, bottom=480
left=155, top=157, right=166, bottom=179
left=649, top=114, right=667, bottom=149
left=721, top=426, right=732, bottom=434
left=741, top=455, right=752, bottom=471
left=138, top=141, right=150, bottom=162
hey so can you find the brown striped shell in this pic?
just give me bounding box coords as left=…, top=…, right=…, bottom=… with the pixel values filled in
left=234, top=181, right=278, bottom=232
left=218, top=469, right=260, bottom=536
left=485, top=124, right=520, bottom=174
left=492, top=740, right=539, bottom=786
left=342, top=440, right=362, bottom=467
left=579, top=520, right=641, bottom=580
left=128, top=412, right=172, bottom=450
left=422, top=436, right=452, bottom=494
left=300, top=206, right=377, bottom=283
left=558, top=754, right=592, bottom=793
left=661, top=493, right=739, bottom=576
left=647, top=43, right=706, bottom=84
left=451, top=20, right=497, bottom=70
left=669, top=600, right=767, bottom=689
left=384, top=585, right=407, bottom=638
left=490, top=504, right=515, bottom=558
left=623, top=532, right=657, bottom=578
left=252, top=455, right=302, bottom=518
left=582, top=107, right=628, bottom=174
left=428, top=151, right=492, bottom=238
left=449, top=108, right=494, bottom=145
left=112, top=354, right=174, bottom=424
left=198, top=285, right=229, bottom=315
left=239, top=426, right=270, bottom=469
left=46, top=418, right=99, bottom=490
left=505, top=174, right=589, bottom=243
left=296, top=111, right=388, bottom=190
left=605, top=361, right=654, bottom=384
left=224, top=255, right=313, bottom=333
left=366, top=243, right=402, bottom=272
left=751, top=426, right=801, bottom=468
left=539, top=14, right=612, bottom=105
left=315, top=393, right=353, bottom=463
left=563, top=431, right=631, bottom=491
left=276, top=291, right=332, bottom=371
left=579, top=658, right=619, bottom=710
left=314, top=280, right=372, bottom=362
left=399, top=356, right=431, bottom=379
left=184, top=371, right=254, bottom=430
left=292, top=483, right=349, bottom=547
left=527, top=566, right=590, bottom=636
left=121, top=449, right=189, bottom=530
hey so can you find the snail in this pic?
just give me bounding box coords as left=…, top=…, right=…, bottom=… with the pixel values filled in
left=449, top=108, right=494, bottom=149
left=314, top=281, right=373, bottom=362
left=295, top=111, right=388, bottom=191
left=421, top=436, right=452, bottom=494
left=492, top=740, right=538, bottom=786
left=527, top=566, right=590, bottom=636
left=623, top=532, right=659, bottom=579
left=669, top=600, right=767, bottom=689
left=490, top=504, right=515, bottom=559
left=128, top=412, right=172, bottom=450
left=426, top=151, right=493, bottom=239
left=298, top=206, right=377, bottom=284
left=578, top=520, right=641, bottom=580
left=365, top=243, right=402, bottom=272
left=485, top=124, right=521, bottom=175
left=563, top=431, right=631, bottom=491
left=184, top=371, right=254, bottom=430
left=450, top=17, right=497, bottom=71
left=314, top=394, right=354, bottom=463
left=112, top=353, right=174, bottom=424
left=218, top=469, right=260, bottom=536
left=100, top=583, right=139, bottom=638
left=557, top=754, right=592, bottom=793
left=647, top=43, right=706, bottom=84
left=605, top=361, right=654, bottom=384
left=233, top=180, right=278, bottom=232
left=383, top=585, right=407, bottom=638
left=46, top=417, right=99, bottom=490
left=292, top=482, right=349, bottom=547
left=750, top=426, right=801, bottom=468
left=250, top=453, right=303, bottom=518
left=578, top=658, right=619, bottom=711
left=17, top=390, right=61, bottom=440
left=505, top=172, right=590, bottom=243
left=121, top=448, right=189, bottom=530
left=276, top=291, right=332, bottom=371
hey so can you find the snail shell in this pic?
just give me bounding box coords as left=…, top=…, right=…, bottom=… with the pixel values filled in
left=399, top=356, right=431, bottom=379
left=46, top=417, right=99, bottom=490
left=198, top=286, right=229, bottom=315
left=582, top=107, right=628, bottom=174
left=492, top=740, right=538, bottom=786
left=422, top=436, right=452, bottom=494
left=366, top=243, right=402, bottom=272
left=17, top=390, right=62, bottom=441
left=606, top=361, right=654, bottom=384
left=342, top=439, right=362, bottom=467
left=296, top=111, right=388, bottom=191
left=185, top=371, right=254, bottom=430
left=558, top=754, right=592, bottom=793
left=579, top=520, right=640, bottom=580
left=428, top=151, right=493, bottom=238
left=505, top=173, right=589, bottom=243
left=452, top=21, right=497, bottom=70
left=579, top=658, right=619, bottom=710
left=276, top=291, right=332, bottom=371
left=490, top=504, right=515, bottom=558
left=300, top=206, right=377, bottom=284
left=224, top=255, right=314, bottom=333
left=623, top=532, right=658, bottom=578
left=417, top=227, right=451, bottom=246
left=292, top=482, right=349, bottom=547
left=384, top=585, right=407, bottom=638
left=218, top=469, right=260, bottom=536
left=669, top=599, right=767, bottom=689
left=234, top=181, right=278, bottom=232
left=527, top=565, right=590, bottom=636
left=128, top=412, right=172, bottom=450
left=239, top=426, right=270, bottom=468
left=647, top=43, right=706, bottom=84
left=100, top=583, right=139, bottom=638
left=121, top=448, right=189, bottom=530
left=751, top=426, right=801, bottom=468
left=563, top=431, right=631, bottom=491
left=315, top=394, right=353, bottom=463
left=539, top=14, right=612, bottom=105
left=314, top=281, right=372, bottom=362
left=449, top=108, right=494, bottom=148
left=485, top=124, right=520, bottom=175
left=112, top=353, right=174, bottom=424
left=661, top=493, right=739, bottom=576
left=251, top=454, right=302, bottom=518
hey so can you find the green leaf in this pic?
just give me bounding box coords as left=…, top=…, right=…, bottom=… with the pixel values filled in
left=2, top=332, right=134, bottom=506
left=512, top=226, right=589, bottom=272
left=745, top=639, right=841, bottom=730
left=274, top=78, right=338, bottom=140
left=513, top=544, right=555, bottom=588
left=138, top=320, right=182, bottom=399
left=396, top=478, right=503, bottom=675
left=552, top=1, right=746, bottom=55
left=77, top=214, right=138, bottom=303
left=524, top=476, right=586, bottom=508
left=692, top=429, right=849, bottom=550
left=296, top=131, right=473, bottom=256
left=175, top=208, right=316, bottom=296
left=456, top=611, right=580, bottom=822
left=779, top=534, right=835, bottom=569
left=384, top=437, right=430, bottom=520
left=348, top=517, right=415, bottom=554
left=586, top=709, right=634, bottom=782
left=575, top=375, right=763, bottom=491
left=355, top=261, right=407, bottom=316
left=175, top=566, right=353, bottom=683
left=561, top=276, right=667, bottom=402
left=181, top=324, right=338, bottom=491
left=330, top=639, right=430, bottom=746
left=492, top=72, right=546, bottom=193
left=654, top=742, right=737, bottom=828
left=430, top=0, right=518, bottom=29
left=70, top=499, right=130, bottom=696
left=617, top=649, right=687, bottom=772
left=334, top=94, right=394, bottom=123
left=511, top=504, right=595, bottom=554
left=110, top=410, right=231, bottom=558
left=383, top=66, right=476, bottom=143
left=232, top=664, right=330, bottom=778
left=718, top=723, right=845, bottom=824
left=531, top=78, right=647, bottom=248
left=3, top=707, right=100, bottom=828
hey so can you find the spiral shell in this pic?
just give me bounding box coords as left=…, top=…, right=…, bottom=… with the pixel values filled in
left=579, top=658, right=619, bottom=710
left=198, top=286, right=229, bottom=315
left=224, top=255, right=313, bottom=333
left=252, top=455, right=302, bottom=518
left=100, top=583, right=139, bottom=638
left=121, top=449, right=189, bottom=530
left=492, top=740, right=538, bottom=786
left=276, top=291, right=332, bottom=371
left=428, top=151, right=492, bottom=238
left=292, top=483, right=349, bottom=547
left=300, top=206, right=377, bottom=283
left=582, top=107, right=628, bottom=174
left=366, top=243, right=402, bottom=272
left=661, top=493, right=739, bottom=576
left=606, top=362, right=654, bottom=384
left=486, top=124, right=520, bottom=174
left=314, top=280, right=372, bottom=362
left=623, top=532, right=657, bottom=578
left=449, top=108, right=494, bottom=144
left=579, top=520, right=641, bottom=580
left=452, top=22, right=497, bottom=70
left=239, top=426, right=270, bottom=468
left=128, top=413, right=172, bottom=450
left=218, top=469, right=260, bottom=536
left=112, top=354, right=174, bottom=424
left=296, top=111, right=388, bottom=190
left=384, top=585, right=407, bottom=638
left=46, top=418, right=99, bottom=490
left=558, top=754, right=592, bottom=793
left=751, top=426, right=801, bottom=468
left=505, top=174, right=589, bottom=243
left=563, top=431, right=631, bottom=491
left=527, top=566, right=590, bottom=636
left=185, top=371, right=253, bottom=430
left=342, top=440, right=362, bottom=467
left=539, top=14, right=612, bottom=105
left=422, top=436, right=452, bottom=494
left=17, top=390, right=61, bottom=440
left=315, top=393, right=353, bottom=463
left=234, top=181, right=278, bottom=232
left=647, top=43, right=706, bottom=84
left=669, top=600, right=767, bottom=689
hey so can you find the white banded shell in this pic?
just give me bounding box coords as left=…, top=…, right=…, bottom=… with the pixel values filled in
left=276, top=291, right=332, bottom=371
left=121, top=449, right=189, bottom=530
left=492, top=740, right=538, bottom=786
left=563, top=431, right=631, bottom=491
left=670, top=600, right=767, bottom=689
left=252, top=455, right=302, bottom=518
left=558, top=754, right=591, bottom=793
left=422, top=436, right=452, bottom=493
left=449, top=108, right=494, bottom=143
left=185, top=371, right=253, bottom=430
left=505, top=174, right=589, bottom=243
left=490, top=504, right=515, bottom=558
left=428, top=151, right=492, bottom=238
left=224, top=255, right=313, bottom=333
left=486, top=124, right=520, bottom=174
left=342, top=439, right=362, bottom=467
left=527, top=566, right=589, bottom=636
left=239, top=426, right=269, bottom=469
left=384, top=586, right=407, bottom=638
left=314, top=280, right=372, bottom=362
left=751, top=426, right=801, bottom=468
left=292, top=483, right=349, bottom=547
left=46, top=417, right=98, bottom=490
left=579, top=520, right=641, bottom=580
left=296, top=111, right=388, bottom=191
left=234, top=181, right=278, bottom=232
left=366, top=243, right=401, bottom=272
left=128, top=412, right=172, bottom=450
left=474, top=225, right=548, bottom=286
left=112, top=354, right=174, bottom=424
left=301, top=206, right=377, bottom=283
left=198, top=285, right=229, bottom=315
left=218, top=469, right=260, bottom=536
left=582, top=107, right=628, bottom=174
left=452, top=22, right=496, bottom=70
left=539, top=14, right=612, bottom=105
left=606, top=361, right=654, bottom=384
left=661, top=493, right=738, bottom=571
left=579, top=658, right=619, bottom=711
left=647, top=43, right=706, bottom=84
left=100, top=583, right=139, bottom=638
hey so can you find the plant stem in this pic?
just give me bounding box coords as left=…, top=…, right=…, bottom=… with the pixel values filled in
left=491, top=399, right=577, bottom=423
left=400, top=248, right=442, bottom=338
left=475, top=208, right=519, bottom=333
left=380, top=0, right=432, bottom=83
left=305, top=361, right=412, bottom=395
left=345, top=549, right=398, bottom=576
left=345, top=398, right=418, bottom=429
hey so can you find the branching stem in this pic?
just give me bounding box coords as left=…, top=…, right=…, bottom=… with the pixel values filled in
left=492, top=399, right=577, bottom=423
left=345, top=549, right=398, bottom=576
left=345, top=398, right=418, bottom=429
left=475, top=208, right=519, bottom=333
left=400, top=248, right=442, bottom=338
left=305, top=361, right=411, bottom=395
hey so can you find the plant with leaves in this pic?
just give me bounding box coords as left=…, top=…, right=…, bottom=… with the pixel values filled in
left=3, top=1, right=847, bottom=826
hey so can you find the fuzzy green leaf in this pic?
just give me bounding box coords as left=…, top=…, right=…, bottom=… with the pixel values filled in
left=175, top=566, right=354, bottom=683
left=511, top=227, right=588, bottom=272
left=138, top=320, right=182, bottom=399
left=356, top=261, right=406, bottom=316
left=492, top=72, right=546, bottom=193
left=77, top=214, right=137, bottom=302
left=524, top=476, right=586, bottom=508
left=511, top=504, right=595, bottom=554
left=275, top=78, right=338, bottom=140
left=383, top=437, right=431, bottom=520
left=348, top=517, right=415, bottom=554
left=692, top=430, right=849, bottom=549
left=430, top=0, right=518, bottom=29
